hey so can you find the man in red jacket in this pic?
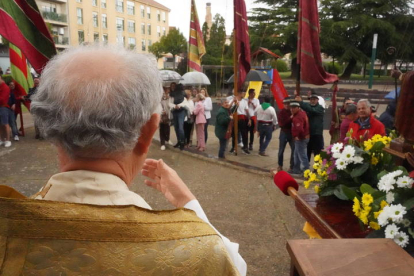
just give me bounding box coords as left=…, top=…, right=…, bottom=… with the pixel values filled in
left=0, top=76, right=11, bottom=147
left=348, top=99, right=385, bottom=142
left=290, top=101, right=310, bottom=176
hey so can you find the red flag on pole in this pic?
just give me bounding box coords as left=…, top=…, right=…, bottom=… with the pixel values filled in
left=188, top=0, right=206, bottom=72
left=270, top=69, right=288, bottom=109
left=234, top=0, right=251, bottom=90
left=297, top=0, right=338, bottom=85
left=0, top=0, right=56, bottom=73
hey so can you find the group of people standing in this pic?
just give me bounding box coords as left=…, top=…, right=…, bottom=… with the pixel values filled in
left=159, top=83, right=212, bottom=152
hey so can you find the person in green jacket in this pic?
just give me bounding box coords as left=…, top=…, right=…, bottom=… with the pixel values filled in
left=215, top=99, right=234, bottom=159
left=295, top=93, right=325, bottom=161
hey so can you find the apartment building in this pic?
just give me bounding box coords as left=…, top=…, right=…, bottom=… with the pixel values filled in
left=68, top=0, right=170, bottom=53
left=35, top=0, right=170, bottom=53
left=36, top=0, right=70, bottom=50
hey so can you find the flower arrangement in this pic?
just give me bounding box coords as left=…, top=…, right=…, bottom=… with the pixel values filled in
left=304, top=134, right=395, bottom=199
left=352, top=169, right=414, bottom=248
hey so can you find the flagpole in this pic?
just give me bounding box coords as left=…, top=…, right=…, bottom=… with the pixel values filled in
left=233, top=32, right=239, bottom=156
left=296, top=0, right=301, bottom=96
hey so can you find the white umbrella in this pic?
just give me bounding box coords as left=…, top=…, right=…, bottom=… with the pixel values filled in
left=159, top=70, right=182, bottom=85
left=180, top=72, right=211, bottom=86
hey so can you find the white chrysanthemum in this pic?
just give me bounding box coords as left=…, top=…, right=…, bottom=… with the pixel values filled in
left=385, top=224, right=399, bottom=239
left=396, top=176, right=414, bottom=188
left=378, top=174, right=397, bottom=193
left=386, top=192, right=395, bottom=204
left=341, top=146, right=356, bottom=161
left=377, top=209, right=390, bottom=226
left=387, top=204, right=407, bottom=223
left=332, top=151, right=342, bottom=159
left=390, top=170, right=404, bottom=178
left=353, top=156, right=364, bottom=164
left=394, top=231, right=410, bottom=248
left=331, top=142, right=343, bottom=153
left=335, top=158, right=348, bottom=170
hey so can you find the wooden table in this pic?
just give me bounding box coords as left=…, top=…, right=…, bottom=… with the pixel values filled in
left=287, top=239, right=414, bottom=276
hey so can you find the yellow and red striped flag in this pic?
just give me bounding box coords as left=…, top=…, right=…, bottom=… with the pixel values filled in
left=0, top=0, right=56, bottom=74
left=188, top=0, right=206, bottom=72
left=10, top=43, right=34, bottom=98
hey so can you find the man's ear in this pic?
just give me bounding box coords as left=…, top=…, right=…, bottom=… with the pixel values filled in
left=134, top=113, right=160, bottom=154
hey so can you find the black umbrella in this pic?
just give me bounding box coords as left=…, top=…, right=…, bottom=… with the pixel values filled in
left=226, top=70, right=271, bottom=83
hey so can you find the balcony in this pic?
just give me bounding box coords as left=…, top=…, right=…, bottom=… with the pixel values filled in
left=53, top=36, right=69, bottom=45
left=42, top=11, right=67, bottom=23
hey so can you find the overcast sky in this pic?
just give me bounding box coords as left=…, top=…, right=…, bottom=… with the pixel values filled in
left=155, top=0, right=269, bottom=39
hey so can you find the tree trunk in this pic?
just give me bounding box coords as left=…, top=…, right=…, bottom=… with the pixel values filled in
left=173, top=54, right=176, bottom=70
left=363, top=61, right=367, bottom=78
left=377, top=62, right=382, bottom=78
left=341, top=58, right=357, bottom=79
left=290, top=58, right=298, bottom=79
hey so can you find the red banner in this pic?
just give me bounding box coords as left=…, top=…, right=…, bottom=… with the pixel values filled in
left=270, top=69, right=288, bottom=109
left=297, top=0, right=338, bottom=85
left=234, top=0, right=251, bottom=90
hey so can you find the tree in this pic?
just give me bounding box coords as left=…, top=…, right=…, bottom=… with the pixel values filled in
left=158, top=28, right=187, bottom=69
left=202, top=14, right=232, bottom=65
left=319, top=0, right=413, bottom=78
left=148, top=41, right=164, bottom=61
left=202, top=22, right=209, bottom=44
left=249, top=0, right=298, bottom=77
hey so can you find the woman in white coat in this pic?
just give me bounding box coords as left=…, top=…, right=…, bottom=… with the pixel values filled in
left=200, top=88, right=212, bottom=143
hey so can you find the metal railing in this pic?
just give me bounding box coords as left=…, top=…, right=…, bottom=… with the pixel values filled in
left=53, top=36, right=69, bottom=45
left=42, top=11, right=67, bottom=23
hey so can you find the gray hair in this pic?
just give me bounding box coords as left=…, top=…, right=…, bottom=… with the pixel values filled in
left=345, top=104, right=357, bottom=115
left=357, top=99, right=371, bottom=108
left=31, top=44, right=162, bottom=158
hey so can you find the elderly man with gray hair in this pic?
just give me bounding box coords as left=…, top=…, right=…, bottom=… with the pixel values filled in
left=348, top=99, right=385, bottom=141
left=0, top=45, right=246, bottom=275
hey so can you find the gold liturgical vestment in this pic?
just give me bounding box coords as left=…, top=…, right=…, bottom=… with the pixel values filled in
left=0, top=186, right=239, bottom=275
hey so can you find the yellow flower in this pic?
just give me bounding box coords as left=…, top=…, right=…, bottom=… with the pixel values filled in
left=304, top=169, right=311, bottom=179
left=374, top=210, right=382, bottom=219
left=380, top=200, right=388, bottom=209
left=371, top=157, right=379, bottom=165
left=320, top=171, right=327, bottom=177
left=359, top=211, right=369, bottom=225
left=309, top=173, right=317, bottom=182
left=369, top=221, right=381, bottom=230
left=353, top=198, right=361, bottom=217
left=361, top=193, right=374, bottom=207
left=313, top=163, right=319, bottom=170
left=317, top=169, right=322, bottom=175
left=314, top=154, right=321, bottom=163
left=314, top=185, right=320, bottom=193
left=303, top=181, right=310, bottom=189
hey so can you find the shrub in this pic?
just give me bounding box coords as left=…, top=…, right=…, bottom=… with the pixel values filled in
left=323, top=62, right=343, bottom=74
left=271, top=59, right=288, bottom=72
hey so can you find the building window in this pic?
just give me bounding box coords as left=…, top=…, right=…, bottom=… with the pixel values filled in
left=101, top=0, right=106, bottom=8
left=116, top=0, right=124, bottom=13
left=162, top=11, right=166, bottom=22
left=141, top=39, right=146, bottom=51
left=102, top=14, right=107, bottom=29
left=128, top=20, right=135, bottom=33
left=42, top=4, right=57, bottom=13
left=76, top=0, right=82, bottom=3
left=140, top=5, right=145, bottom=18
left=147, top=7, right=151, bottom=19
left=157, top=26, right=160, bottom=37
left=78, top=30, right=84, bottom=44
left=162, top=27, right=166, bottom=36
left=148, top=40, right=152, bottom=47
left=127, top=1, right=135, bottom=15
left=77, top=8, right=83, bottom=24
left=92, top=12, right=98, bottom=27
left=94, top=32, right=99, bottom=42
left=103, top=34, right=108, bottom=44
left=141, top=23, right=145, bottom=35
left=129, top=37, right=136, bottom=49
left=117, top=36, right=125, bottom=46
left=116, top=18, right=124, bottom=31
left=147, top=24, right=151, bottom=35
left=92, top=0, right=97, bottom=7
left=157, top=10, right=160, bottom=22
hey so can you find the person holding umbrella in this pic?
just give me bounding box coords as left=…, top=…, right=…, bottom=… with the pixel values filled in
left=169, top=82, right=188, bottom=150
